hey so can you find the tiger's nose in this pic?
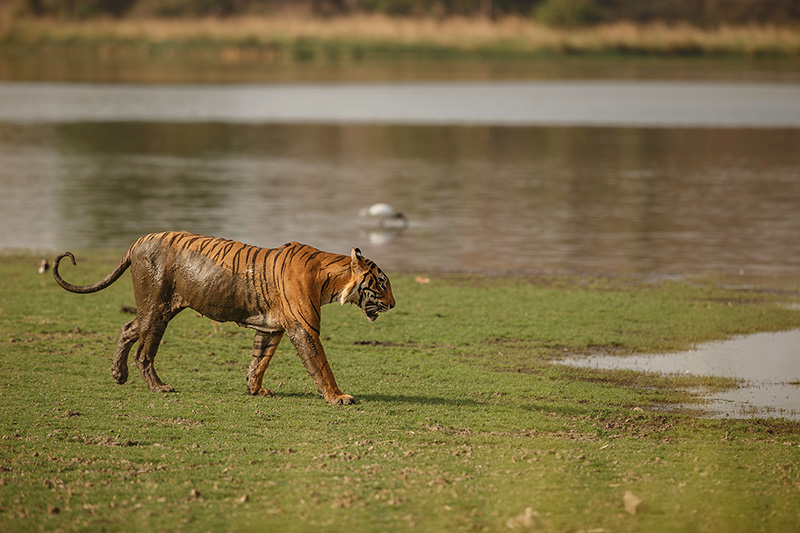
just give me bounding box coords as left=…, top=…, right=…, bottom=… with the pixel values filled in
left=388, top=295, right=396, bottom=309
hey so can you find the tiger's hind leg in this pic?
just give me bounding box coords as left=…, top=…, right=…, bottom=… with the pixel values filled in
left=133, top=308, right=183, bottom=393
left=133, top=319, right=173, bottom=393
left=111, top=317, right=138, bottom=384
left=246, top=331, right=284, bottom=396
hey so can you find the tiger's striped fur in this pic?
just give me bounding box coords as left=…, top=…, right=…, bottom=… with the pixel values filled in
left=52, top=231, right=395, bottom=405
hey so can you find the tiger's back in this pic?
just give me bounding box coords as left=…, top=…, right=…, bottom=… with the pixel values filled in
left=128, top=231, right=347, bottom=328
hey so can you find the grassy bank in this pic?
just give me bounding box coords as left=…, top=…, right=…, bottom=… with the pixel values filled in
left=1, top=251, right=800, bottom=531
left=2, top=15, right=800, bottom=62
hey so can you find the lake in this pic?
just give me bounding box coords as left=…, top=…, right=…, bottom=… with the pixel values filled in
left=1, top=63, right=799, bottom=277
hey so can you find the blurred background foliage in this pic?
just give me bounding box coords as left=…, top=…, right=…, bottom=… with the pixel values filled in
left=12, top=0, right=800, bottom=26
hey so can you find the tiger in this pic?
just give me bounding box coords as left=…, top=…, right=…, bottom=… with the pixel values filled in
left=52, top=231, right=395, bottom=405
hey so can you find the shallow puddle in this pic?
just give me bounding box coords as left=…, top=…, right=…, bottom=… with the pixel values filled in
left=561, top=329, right=800, bottom=420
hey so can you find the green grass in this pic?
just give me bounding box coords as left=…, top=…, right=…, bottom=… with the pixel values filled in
left=2, top=251, right=800, bottom=531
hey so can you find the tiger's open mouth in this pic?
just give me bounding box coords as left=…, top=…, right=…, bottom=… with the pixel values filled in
left=364, top=308, right=380, bottom=322
left=363, top=303, right=388, bottom=322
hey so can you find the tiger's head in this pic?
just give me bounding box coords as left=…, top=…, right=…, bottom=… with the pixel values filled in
left=341, top=248, right=395, bottom=322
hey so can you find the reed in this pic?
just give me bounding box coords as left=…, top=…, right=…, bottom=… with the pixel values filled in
left=3, top=14, right=799, bottom=58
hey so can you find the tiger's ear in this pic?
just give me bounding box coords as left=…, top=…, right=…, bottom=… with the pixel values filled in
left=350, top=247, right=366, bottom=273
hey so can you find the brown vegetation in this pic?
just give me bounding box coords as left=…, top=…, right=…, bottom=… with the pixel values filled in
left=3, top=14, right=799, bottom=57
left=8, top=0, right=800, bottom=26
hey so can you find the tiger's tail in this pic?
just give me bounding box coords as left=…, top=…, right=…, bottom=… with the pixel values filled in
left=53, top=250, right=132, bottom=294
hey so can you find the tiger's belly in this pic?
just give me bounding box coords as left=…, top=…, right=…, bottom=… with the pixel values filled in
left=170, top=250, right=281, bottom=329
left=239, top=314, right=285, bottom=333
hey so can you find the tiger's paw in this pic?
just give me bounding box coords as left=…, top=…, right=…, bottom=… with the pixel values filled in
left=328, top=394, right=355, bottom=406
left=111, top=365, right=128, bottom=384
left=254, top=388, right=275, bottom=397
left=151, top=384, right=176, bottom=393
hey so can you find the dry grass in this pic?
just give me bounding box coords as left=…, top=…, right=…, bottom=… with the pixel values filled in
left=2, top=14, right=800, bottom=57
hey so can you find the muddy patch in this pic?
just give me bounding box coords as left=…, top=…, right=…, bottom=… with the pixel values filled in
left=354, top=340, right=457, bottom=350
left=560, top=330, right=800, bottom=420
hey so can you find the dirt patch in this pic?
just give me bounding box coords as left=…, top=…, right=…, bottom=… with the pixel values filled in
left=145, top=416, right=202, bottom=428
left=595, top=414, right=675, bottom=439
left=354, top=340, right=414, bottom=348
left=47, top=429, right=141, bottom=447
left=422, top=421, right=600, bottom=441
left=354, top=340, right=458, bottom=349
left=542, top=344, right=635, bottom=361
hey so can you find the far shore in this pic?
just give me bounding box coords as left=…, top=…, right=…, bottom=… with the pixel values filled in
left=2, top=15, right=799, bottom=61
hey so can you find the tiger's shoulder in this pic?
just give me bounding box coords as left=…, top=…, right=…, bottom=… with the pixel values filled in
left=277, top=241, right=351, bottom=270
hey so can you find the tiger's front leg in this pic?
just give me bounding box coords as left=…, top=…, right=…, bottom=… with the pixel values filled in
left=246, top=331, right=284, bottom=397
left=287, top=324, right=354, bottom=405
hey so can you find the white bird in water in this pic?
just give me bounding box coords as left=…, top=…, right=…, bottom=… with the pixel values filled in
left=359, top=203, right=409, bottom=228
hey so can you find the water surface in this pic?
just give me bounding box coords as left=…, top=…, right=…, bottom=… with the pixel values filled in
left=1, top=79, right=799, bottom=276
left=1, top=118, right=799, bottom=276
left=561, top=330, right=800, bottom=420
left=1, top=81, right=799, bottom=127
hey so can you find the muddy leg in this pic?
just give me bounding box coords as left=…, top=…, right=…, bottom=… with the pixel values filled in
left=133, top=315, right=176, bottom=393
left=111, top=318, right=138, bottom=384
left=287, top=324, right=353, bottom=405
left=246, top=331, right=284, bottom=396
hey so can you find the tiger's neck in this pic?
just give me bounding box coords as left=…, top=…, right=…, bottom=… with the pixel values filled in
left=318, top=258, right=358, bottom=306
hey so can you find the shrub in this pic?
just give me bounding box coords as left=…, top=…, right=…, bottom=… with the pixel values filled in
left=533, top=0, right=606, bottom=27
